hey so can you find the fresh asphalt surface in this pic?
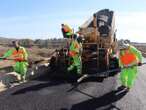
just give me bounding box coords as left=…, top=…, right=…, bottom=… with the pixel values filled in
left=0, top=63, right=146, bottom=110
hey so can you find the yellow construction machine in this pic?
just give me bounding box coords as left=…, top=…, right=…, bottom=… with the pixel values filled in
left=49, top=9, right=119, bottom=79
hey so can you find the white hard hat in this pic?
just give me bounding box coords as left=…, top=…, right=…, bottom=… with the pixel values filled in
left=118, top=40, right=129, bottom=50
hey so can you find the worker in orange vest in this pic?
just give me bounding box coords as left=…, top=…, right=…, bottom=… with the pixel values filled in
left=118, top=40, right=142, bottom=91
left=68, top=34, right=82, bottom=75
left=1, top=41, right=28, bottom=82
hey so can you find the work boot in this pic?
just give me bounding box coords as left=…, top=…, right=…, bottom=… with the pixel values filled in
left=125, top=87, right=130, bottom=92
left=115, top=85, right=127, bottom=95
left=121, top=85, right=127, bottom=89
left=6, top=83, right=12, bottom=88
left=67, top=65, right=74, bottom=71
left=20, top=76, right=26, bottom=83
left=116, top=85, right=127, bottom=91
left=77, top=69, right=81, bottom=75
left=22, top=76, right=27, bottom=83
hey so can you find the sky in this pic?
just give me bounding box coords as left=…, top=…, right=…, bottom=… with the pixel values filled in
left=0, top=0, right=146, bottom=42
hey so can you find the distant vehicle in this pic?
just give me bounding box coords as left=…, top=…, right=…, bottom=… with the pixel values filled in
left=49, top=9, right=119, bottom=80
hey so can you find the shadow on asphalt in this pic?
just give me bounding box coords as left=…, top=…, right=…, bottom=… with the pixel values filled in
left=12, top=80, right=65, bottom=95
left=12, top=73, right=108, bottom=96
left=32, top=72, right=80, bottom=82
left=63, top=86, right=127, bottom=110
left=12, top=72, right=84, bottom=95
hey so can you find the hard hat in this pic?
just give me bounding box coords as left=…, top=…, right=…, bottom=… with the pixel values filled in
left=61, top=24, right=64, bottom=26
left=118, top=40, right=129, bottom=50
left=124, top=40, right=130, bottom=44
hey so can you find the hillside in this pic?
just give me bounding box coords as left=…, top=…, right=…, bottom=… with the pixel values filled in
left=0, top=37, right=16, bottom=44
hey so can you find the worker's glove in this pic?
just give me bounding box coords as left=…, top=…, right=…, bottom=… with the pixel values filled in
left=124, top=64, right=132, bottom=68
left=3, top=58, right=7, bottom=60
left=69, top=51, right=77, bottom=57
left=0, top=57, right=6, bottom=61
left=0, top=58, right=3, bottom=61
left=138, top=62, right=142, bottom=66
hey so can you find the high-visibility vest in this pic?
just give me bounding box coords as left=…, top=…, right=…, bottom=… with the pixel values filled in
left=69, top=40, right=79, bottom=57
left=12, top=47, right=27, bottom=62
left=120, top=49, right=137, bottom=65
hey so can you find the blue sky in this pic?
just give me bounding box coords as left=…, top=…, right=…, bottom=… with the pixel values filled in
left=0, top=0, right=146, bottom=42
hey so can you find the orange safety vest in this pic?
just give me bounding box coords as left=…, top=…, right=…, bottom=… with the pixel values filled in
left=12, top=48, right=25, bottom=62
left=69, top=41, right=79, bottom=57
left=120, top=49, right=136, bottom=65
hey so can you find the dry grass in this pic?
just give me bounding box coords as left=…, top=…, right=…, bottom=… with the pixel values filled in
left=26, top=47, right=54, bottom=61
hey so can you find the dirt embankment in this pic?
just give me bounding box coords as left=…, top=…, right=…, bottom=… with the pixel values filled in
left=134, top=45, right=146, bottom=57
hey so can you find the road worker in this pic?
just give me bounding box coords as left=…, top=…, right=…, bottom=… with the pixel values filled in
left=1, top=41, right=28, bottom=82
left=118, top=40, right=142, bottom=91
left=67, top=34, right=82, bottom=75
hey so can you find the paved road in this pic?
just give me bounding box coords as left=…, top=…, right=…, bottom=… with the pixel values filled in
left=115, top=63, right=146, bottom=110
left=0, top=63, right=146, bottom=110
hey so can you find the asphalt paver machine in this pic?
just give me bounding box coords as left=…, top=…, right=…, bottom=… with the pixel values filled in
left=49, top=9, right=119, bottom=79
